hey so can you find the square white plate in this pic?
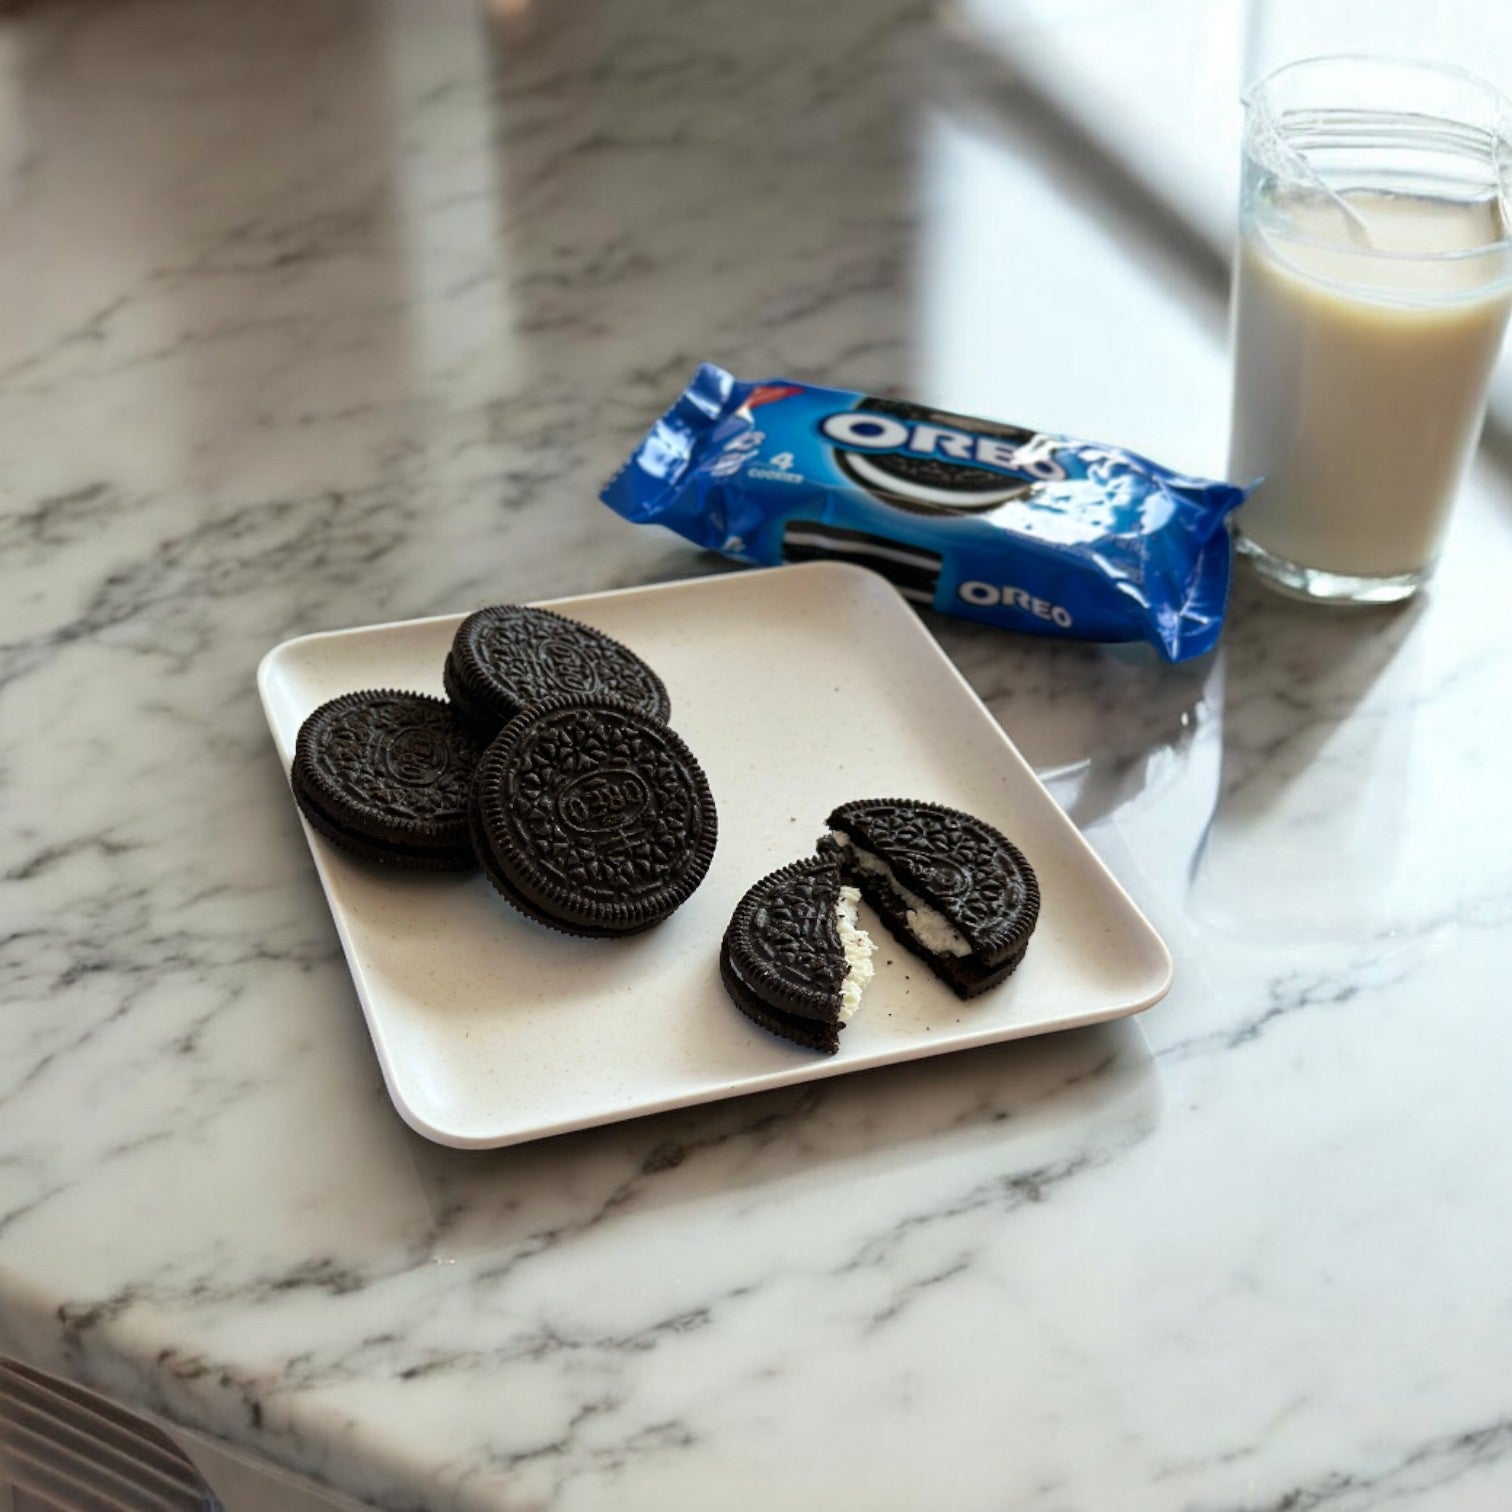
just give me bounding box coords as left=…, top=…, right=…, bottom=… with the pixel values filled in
left=258, top=562, right=1171, bottom=1148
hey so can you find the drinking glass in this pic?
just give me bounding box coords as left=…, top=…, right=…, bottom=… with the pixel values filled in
left=1228, top=56, right=1512, bottom=603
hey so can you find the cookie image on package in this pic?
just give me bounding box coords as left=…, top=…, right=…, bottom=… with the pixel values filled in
left=831, top=397, right=1038, bottom=516
left=822, top=798, right=1039, bottom=999
left=443, top=604, right=671, bottom=743
left=720, top=855, right=875, bottom=1055
left=780, top=520, right=942, bottom=605
left=469, top=695, right=716, bottom=937
left=291, top=690, right=482, bottom=871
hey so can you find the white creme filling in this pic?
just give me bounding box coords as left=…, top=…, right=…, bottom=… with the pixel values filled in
left=830, top=831, right=973, bottom=959
left=836, top=885, right=875, bottom=1022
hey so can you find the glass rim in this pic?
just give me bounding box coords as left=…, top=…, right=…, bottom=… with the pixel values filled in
left=1243, top=53, right=1512, bottom=262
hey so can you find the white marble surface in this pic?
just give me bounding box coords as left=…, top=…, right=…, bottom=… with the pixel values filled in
left=2, top=1, right=1512, bottom=1509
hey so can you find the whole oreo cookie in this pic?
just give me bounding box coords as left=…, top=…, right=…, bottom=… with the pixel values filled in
left=832, top=397, right=1037, bottom=517
left=443, top=605, right=671, bottom=743
left=823, top=798, right=1039, bottom=999
left=720, top=855, right=874, bottom=1055
left=469, top=695, right=716, bottom=936
left=291, top=690, right=481, bottom=870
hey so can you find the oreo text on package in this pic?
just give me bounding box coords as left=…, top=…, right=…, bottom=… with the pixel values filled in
left=601, top=364, right=1251, bottom=662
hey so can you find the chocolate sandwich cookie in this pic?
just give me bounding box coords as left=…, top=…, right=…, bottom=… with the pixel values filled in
left=832, top=397, right=1037, bottom=516
left=443, top=604, right=671, bottom=743
left=469, top=695, right=716, bottom=936
left=780, top=520, right=942, bottom=606
left=291, top=690, right=481, bottom=870
left=720, top=856, right=875, bottom=1055
left=823, top=799, right=1039, bottom=999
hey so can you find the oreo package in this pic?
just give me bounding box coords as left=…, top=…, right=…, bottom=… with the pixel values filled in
left=601, top=363, right=1251, bottom=661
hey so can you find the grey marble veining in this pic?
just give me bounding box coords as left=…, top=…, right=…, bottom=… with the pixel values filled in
left=3, top=0, right=1512, bottom=1509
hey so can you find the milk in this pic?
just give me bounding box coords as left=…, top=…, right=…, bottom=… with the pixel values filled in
left=1230, top=190, right=1512, bottom=580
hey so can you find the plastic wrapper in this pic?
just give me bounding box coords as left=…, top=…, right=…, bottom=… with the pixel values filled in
left=601, top=363, right=1251, bottom=661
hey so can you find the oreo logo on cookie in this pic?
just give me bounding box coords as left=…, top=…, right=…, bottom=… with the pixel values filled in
left=890, top=851, right=973, bottom=900
left=820, top=397, right=1063, bottom=516
left=535, top=634, right=599, bottom=695
left=558, top=769, right=650, bottom=834
left=384, top=724, right=451, bottom=787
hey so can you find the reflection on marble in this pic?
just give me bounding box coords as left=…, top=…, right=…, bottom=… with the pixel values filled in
left=3, top=0, right=1512, bottom=1509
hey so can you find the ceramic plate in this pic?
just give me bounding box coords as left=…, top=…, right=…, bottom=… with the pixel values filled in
left=257, top=563, right=1171, bottom=1148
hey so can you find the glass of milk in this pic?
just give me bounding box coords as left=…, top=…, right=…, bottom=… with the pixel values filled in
left=1229, top=56, right=1512, bottom=604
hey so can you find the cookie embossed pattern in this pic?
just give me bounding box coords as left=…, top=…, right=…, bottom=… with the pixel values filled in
left=470, top=696, right=717, bottom=937
left=824, top=798, right=1041, bottom=999
left=444, top=603, right=671, bottom=741
left=720, top=856, right=867, bottom=1055
left=290, top=691, right=481, bottom=871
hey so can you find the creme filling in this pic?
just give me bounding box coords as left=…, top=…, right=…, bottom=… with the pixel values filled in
left=836, top=885, right=875, bottom=1021
left=830, top=831, right=973, bottom=959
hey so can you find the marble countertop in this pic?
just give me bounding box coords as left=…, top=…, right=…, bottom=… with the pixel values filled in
left=3, top=1, right=1512, bottom=1509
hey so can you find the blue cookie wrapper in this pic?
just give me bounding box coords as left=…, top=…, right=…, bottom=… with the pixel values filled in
left=601, top=363, right=1250, bottom=662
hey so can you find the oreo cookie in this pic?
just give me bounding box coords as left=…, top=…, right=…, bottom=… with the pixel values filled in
left=780, top=520, right=942, bottom=605
left=444, top=605, right=671, bottom=743
left=469, top=695, right=716, bottom=936
left=291, top=691, right=481, bottom=870
left=720, top=856, right=875, bottom=1055
left=831, top=397, right=1037, bottom=516
left=823, top=799, right=1039, bottom=999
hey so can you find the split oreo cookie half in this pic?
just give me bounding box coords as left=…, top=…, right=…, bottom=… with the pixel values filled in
left=444, top=604, right=671, bottom=744
left=832, top=397, right=1037, bottom=516
left=720, top=856, right=874, bottom=1055
left=469, top=695, right=716, bottom=937
left=823, top=798, right=1039, bottom=999
left=291, top=690, right=481, bottom=870
left=780, top=520, right=942, bottom=606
